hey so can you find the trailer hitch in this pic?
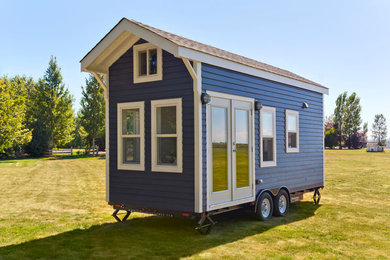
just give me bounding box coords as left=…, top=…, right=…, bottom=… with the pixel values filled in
left=195, top=213, right=216, bottom=235
left=112, top=209, right=131, bottom=222
left=313, top=188, right=321, bottom=205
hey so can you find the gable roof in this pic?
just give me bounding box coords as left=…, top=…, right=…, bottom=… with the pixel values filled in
left=128, top=19, right=323, bottom=88
left=81, top=18, right=328, bottom=94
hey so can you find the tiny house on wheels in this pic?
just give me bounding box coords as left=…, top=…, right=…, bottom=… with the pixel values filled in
left=81, top=18, right=328, bottom=233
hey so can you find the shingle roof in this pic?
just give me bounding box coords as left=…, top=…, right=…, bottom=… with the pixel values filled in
left=127, top=18, right=324, bottom=88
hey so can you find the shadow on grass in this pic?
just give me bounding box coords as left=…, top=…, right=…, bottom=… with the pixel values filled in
left=47, top=154, right=106, bottom=160
left=0, top=202, right=320, bottom=259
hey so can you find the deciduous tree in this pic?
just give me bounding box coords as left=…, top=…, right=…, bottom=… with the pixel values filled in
left=372, top=114, right=387, bottom=145
left=80, top=75, right=105, bottom=155
left=0, top=77, right=32, bottom=154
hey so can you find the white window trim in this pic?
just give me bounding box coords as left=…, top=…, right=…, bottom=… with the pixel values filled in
left=260, top=106, right=277, bottom=167
left=151, top=98, right=183, bottom=173
left=133, top=43, right=162, bottom=84
left=285, top=109, right=300, bottom=153
left=117, top=101, right=145, bottom=171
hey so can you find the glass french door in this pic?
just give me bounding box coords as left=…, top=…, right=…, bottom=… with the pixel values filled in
left=208, top=95, right=254, bottom=206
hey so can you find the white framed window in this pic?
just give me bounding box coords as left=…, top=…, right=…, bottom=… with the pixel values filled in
left=285, top=109, right=299, bottom=153
left=133, top=43, right=162, bottom=84
left=117, top=101, right=145, bottom=171
left=260, top=106, right=277, bottom=167
left=151, top=98, right=182, bottom=173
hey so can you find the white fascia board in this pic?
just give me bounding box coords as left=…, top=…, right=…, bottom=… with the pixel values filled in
left=177, top=46, right=328, bottom=95
left=81, top=19, right=179, bottom=73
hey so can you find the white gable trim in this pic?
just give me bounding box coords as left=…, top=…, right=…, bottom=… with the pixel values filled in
left=81, top=19, right=179, bottom=74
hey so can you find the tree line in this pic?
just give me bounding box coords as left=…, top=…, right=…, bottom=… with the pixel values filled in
left=325, top=92, right=388, bottom=149
left=0, top=56, right=105, bottom=157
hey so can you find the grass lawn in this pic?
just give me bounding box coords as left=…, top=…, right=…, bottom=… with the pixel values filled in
left=0, top=150, right=389, bottom=259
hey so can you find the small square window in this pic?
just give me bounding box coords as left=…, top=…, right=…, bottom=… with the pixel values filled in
left=133, top=43, right=162, bottom=83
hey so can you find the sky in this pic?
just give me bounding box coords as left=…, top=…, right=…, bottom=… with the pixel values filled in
left=1, top=0, right=389, bottom=137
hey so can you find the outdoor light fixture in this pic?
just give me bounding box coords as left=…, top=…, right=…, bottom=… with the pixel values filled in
left=255, top=100, right=262, bottom=110
left=302, top=102, right=309, bottom=109
left=201, top=92, right=211, bottom=104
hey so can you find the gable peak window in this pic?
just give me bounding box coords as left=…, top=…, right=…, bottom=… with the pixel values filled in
left=285, top=109, right=299, bottom=153
left=133, top=43, right=162, bottom=83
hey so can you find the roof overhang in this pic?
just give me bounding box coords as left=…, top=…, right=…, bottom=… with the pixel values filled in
left=81, top=18, right=328, bottom=95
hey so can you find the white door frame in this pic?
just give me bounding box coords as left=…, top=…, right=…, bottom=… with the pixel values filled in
left=206, top=91, right=255, bottom=211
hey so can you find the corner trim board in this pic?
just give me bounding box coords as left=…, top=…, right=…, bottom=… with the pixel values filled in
left=182, top=58, right=203, bottom=213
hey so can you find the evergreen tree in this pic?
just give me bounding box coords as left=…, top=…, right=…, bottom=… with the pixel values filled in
left=0, top=77, right=32, bottom=154
left=333, top=92, right=362, bottom=148
left=80, top=75, right=105, bottom=155
left=344, top=93, right=362, bottom=148
left=30, top=56, right=74, bottom=149
left=70, top=112, right=88, bottom=148
left=334, top=92, right=347, bottom=148
left=371, top=114, right=387, bottom=145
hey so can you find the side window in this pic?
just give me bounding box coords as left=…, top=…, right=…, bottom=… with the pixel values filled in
left=133, top=43, right=162, bottom=83
left=151, top=98, right=182, bottom=173
left=260, top=106, right=276, bottom=167
left=285, top=109, right=299, bottom=153
left=117, top=102, right=145, bottom=171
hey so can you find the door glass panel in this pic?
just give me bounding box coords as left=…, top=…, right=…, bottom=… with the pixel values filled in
left=212, top=106, right=228, bottom=192
left=235, top=109, right=249, bottom=188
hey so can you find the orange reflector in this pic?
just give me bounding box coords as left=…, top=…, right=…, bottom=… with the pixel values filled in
left=182, top=212, right=190, bottom=217
left=114, top=204, right=121, bottom=208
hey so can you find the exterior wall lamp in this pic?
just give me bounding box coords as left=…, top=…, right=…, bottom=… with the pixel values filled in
left=201, top=92, right=211, bottom=104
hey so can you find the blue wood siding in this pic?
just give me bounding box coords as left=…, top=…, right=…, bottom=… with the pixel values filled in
left=109, top=40, right=194, bottom=212
left=202, top=64, right=324, bottom=210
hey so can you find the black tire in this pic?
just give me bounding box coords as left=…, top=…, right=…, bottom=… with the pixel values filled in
left=255, top=192, right=273, bottom=221
left=273, top=189, right=289, bottom=217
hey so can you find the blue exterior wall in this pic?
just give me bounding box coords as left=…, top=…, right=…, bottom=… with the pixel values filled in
left=108, top=40, right=195, bottom=212
left=201, top=64, right=324, bottom=210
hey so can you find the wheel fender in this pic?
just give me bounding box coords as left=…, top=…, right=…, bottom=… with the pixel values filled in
left=254, top=186, right=290, bottom=213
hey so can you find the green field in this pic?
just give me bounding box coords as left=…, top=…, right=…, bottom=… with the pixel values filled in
left=0, top=150, right=389, bottom=259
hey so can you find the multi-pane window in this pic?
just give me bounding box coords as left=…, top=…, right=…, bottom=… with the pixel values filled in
left=151, top=98, right=182, bottom=173
left=260, top=106, right=276, bottom=167
left=117, top=102, right=145, bottom=171
left=133, top=43, right=162, bottom=83
left=286, top=110, right=299, bottom=153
